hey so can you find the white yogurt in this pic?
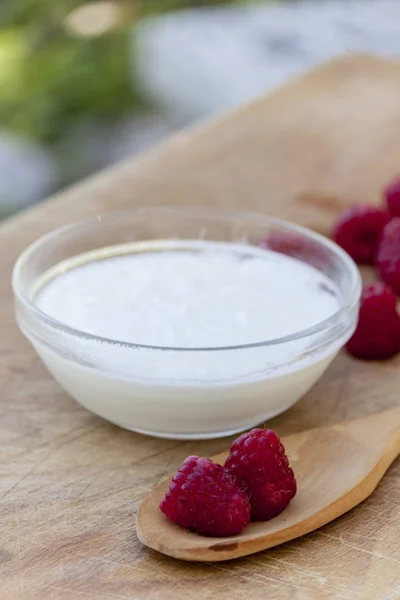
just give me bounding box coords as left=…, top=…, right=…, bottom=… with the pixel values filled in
left=31, top=239, right=345, bottom=439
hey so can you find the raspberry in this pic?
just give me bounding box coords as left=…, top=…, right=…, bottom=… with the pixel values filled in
left=260, top=232, right=326, bottom=271
left=159, top=456, right=250, bottom=537
left=384, top=177, right=400, bottom=217
left=346, top=283, right=400, bottom=360
left=225, top=429, right=296, bottom=521
left=376, top=218, right=400, bottom=295
left=261, top=232, right=310, bottom=256
left=332, top=204, right=390, bottom=264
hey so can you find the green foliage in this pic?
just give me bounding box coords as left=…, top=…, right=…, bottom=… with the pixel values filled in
left=0, top=0, right=266, bottom=144
left=1, top=31, right=136, bottom=142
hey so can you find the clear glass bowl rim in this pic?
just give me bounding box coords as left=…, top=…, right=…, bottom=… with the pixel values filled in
left=12, top=206, right=362, bottom=353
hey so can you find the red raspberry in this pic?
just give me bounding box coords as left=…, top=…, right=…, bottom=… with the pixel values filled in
left=261, top=232, right=311, bottom=255
left=346, top=283, right=400, bottom=360
left=332, top=204, right=390, bottom=264
left=377, top=218, right=400, bottom=295
left=260, top=232, right=326, bottom=271
left=159, top=456, right=250, bottom=537
left=225, top=429, right=296, bottom=521
left=384, top=177, right=400, bottom=217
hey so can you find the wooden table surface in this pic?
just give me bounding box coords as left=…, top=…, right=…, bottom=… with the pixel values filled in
left=1, top=54, right=400, bottom=600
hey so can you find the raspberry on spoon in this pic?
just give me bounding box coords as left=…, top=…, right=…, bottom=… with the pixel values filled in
left=159, top=456, right=250, bottom=537
left=384, top=177, right=400, bottom=218
left=346, top=283, right=400, bottom=360
left=225, top=429, right=296, bottom=521
left=332, top=204, right=390, bottom=264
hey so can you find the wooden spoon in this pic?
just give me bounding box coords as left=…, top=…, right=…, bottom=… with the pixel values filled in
left=137, top=406, right=400, bottom=562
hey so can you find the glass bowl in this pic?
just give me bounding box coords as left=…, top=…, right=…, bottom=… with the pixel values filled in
left=12, top=207, right=361, bottom=439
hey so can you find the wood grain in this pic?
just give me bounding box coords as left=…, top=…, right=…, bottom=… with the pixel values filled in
left=1, top=54, right=400, bottom=599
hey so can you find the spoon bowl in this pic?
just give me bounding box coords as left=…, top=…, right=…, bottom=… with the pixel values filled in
left=137, top=406, right=400, bottom=561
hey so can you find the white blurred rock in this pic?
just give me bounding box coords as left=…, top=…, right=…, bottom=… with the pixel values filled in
left=109, top=113, right=174, bottom=163
left=134, top=0, right=400, bottom=123
left=0, top=131, right=57, bottom=215
left=59, top=113, right=174, bottom=182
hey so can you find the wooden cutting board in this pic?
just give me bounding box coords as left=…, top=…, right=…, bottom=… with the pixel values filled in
left=1, top=54, right=400, bottom=600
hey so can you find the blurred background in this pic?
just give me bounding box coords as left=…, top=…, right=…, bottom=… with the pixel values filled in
left=1, top=0, right=400, bottom=218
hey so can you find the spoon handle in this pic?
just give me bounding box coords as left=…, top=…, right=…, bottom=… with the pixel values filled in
left=340, top=405, right=400, bottom=460
left=344, top=405, right=400, bottom=433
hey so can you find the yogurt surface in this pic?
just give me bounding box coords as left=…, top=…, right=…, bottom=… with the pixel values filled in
left=35, top=239, right=340, bottom=349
